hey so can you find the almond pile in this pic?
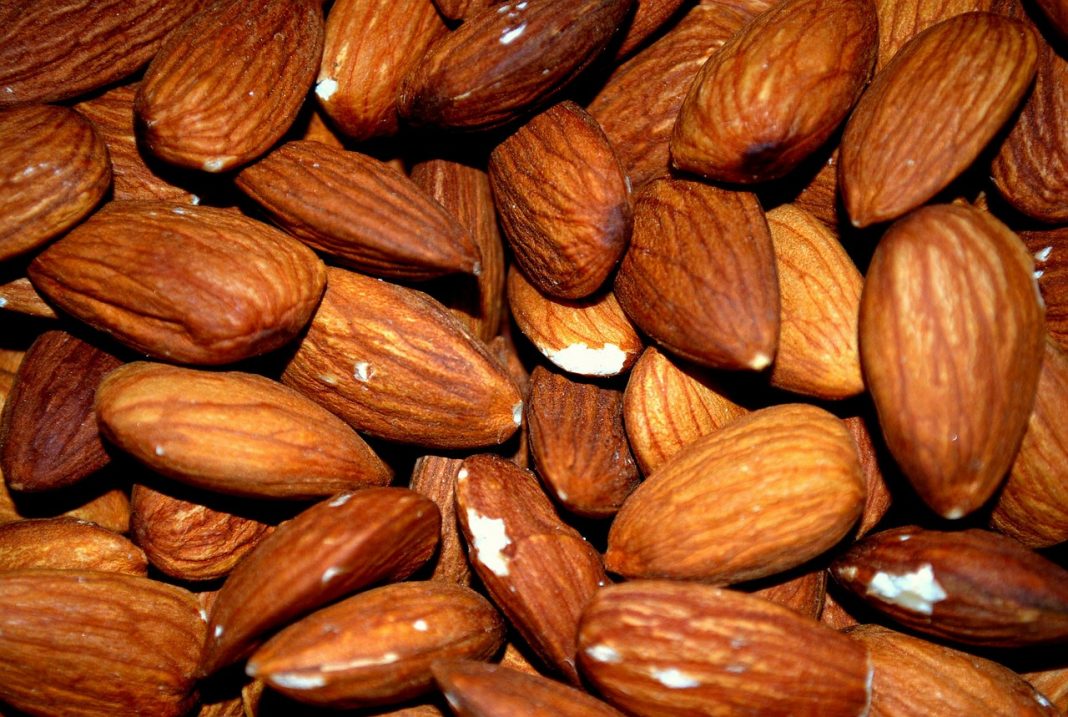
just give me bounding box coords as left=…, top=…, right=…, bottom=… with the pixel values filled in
left=1, top=0, right=1067, bottom=715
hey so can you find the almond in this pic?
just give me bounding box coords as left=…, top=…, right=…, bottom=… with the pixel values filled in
left=748, top=567, right=828, bottom=620
left=613, top=178, right=780, bottom=371
left=489, top=101, right=631, bottom=299
left=577, top=580, right=872, bottom=716
left=0, top=517, right=148, bottom=575
left=832, top=526, right=1068, bottom=646
left=1024, top=227, right=1068, bottom=350
left=282, top=267, right=522, bottom=449
left=0, top=104, right=111, bottom=260
left=28, top=201, right=326, bottom=365
left=858, top=204, right=1046, bottom=518
left=409, top=456, right=472, bottom=587
left=844, top=414, right=892, bottom=538
left=0, top=476, right=131, bottom=533
left=671, top=0, right=877, bottom=183
left=1035, top=0, right=1068, bottom=38
left=1026, top=667, right=1068, bottom=713
left=614, top=0, right=690, bottom=58
left=432, top=0, right=498, bottom=21
left=874, top=0, right=1007, bottom=70
left=136, top=0, right=324, bottom=172
left=839, top=12, right=1039, bottom=227
left=0, top=276, right=58, bottom=319
left=606, top=403, right=864, bottom=583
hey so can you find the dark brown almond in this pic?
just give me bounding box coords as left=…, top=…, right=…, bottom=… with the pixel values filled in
left=0, top=570, right=206, bottom=717
left=0, top=276, right=57, bottom=319
left=28, top=201, right=327, bottom=365
left=859, top=204, right=1046, bottom=518
left=409, top=456, right=471, bottom=586
left=136, top=0, right=324, bottom=172
left=203, top=488, right=440, bottom=674
left=237, top=140, right=479, bottom=280
left=0, top=104, right=110, bottom=260
left=875, top=0, right=1006, bottom=70
left=1035, top=0, right=1068, bottom=39
left=613, top=178, right=779, bottom=371
left=456, top=454, right=609, bottom=683
left=433, top=0, right=499, bottom=21
left=247, top=582, right=505, bottom=708
left=577, top=581, right=872, bottom=717
left=0, top=330, right=121, bottom=492
left=490, top=101, right=631, bottom=299
left=832, top=527, right=1068, bottom=646
left=316, top=0, right=447, bottom=140
left=839, top=12, right=1039, bottom=227
left=0, top=517, right=147, bottom=575
left=282, top=267, right=522, bottom=449
left=398, top=0, right=634, bottom=130
left=606, top=404, right=865, bottom=583
left=671, top=0, right=877, bottom=183
left=1024, top=228, right=1068, bottom=350
left=615, top=0, right=689, bottom=58
left=526, top=366, right=640, bottom=517
left=792, top=149, right=841, bottom=226
left=0, top=0, right=210, bottom=106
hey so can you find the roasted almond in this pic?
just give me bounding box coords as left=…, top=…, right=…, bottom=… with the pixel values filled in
left=409, top=456, right=472, bottom=587
left=874, top=0, right=1007, bottom=70
left=0, top=276, right=58, bottom=319
left=1024, top=228, right=1068, bottom=350
left=844, top=414, right=892, bottom=538
left=0, top=517, right=148, bottom=575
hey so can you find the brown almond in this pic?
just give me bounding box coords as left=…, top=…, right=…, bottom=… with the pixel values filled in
left=577, top=580, right=872, bottom=717
left=0, top=276, right=58, bottom=319
left=844, top=413, right=892, bottom=538
left=0, top=476, right=132, bottom=533
left=839, top=12, right=1038, bottom=227
left=1024, top=228, right=1068, bottom=350
left=671, top=0, right=877, bottom=183
left=614, top=0, right=690, bottom=58
left=28, top=201, right=327, bottom=365
left=136, top=0, right=324, bottom=172
left=606, top=403, right=865, bottom=583
left=613, top=178, right=780, bottom=371
left=793, top=149, right=841, bottom=227
left=203, top=488, right=441, bottom=674
left=247, top=581, right=505, bottom=708
left=749, top=567, right=828, bottom=620
left=0, top=104, right=110, bottom=260
left=432, top=0, right=498, bottom=21
left=874, top=0, right=1007, bottom=70
left=0, top=517, right=147, bottom=575
left=282, top=267, right=522, bottom=449
left=859, top=204, right=1045, bottom=518
left=1035, top=0, right=1068, bottom=39
left=490, top=101, right=631, bottom=299
left=1026, top=667, right=1068, bottom=713
left=409, top=456, right=472, bottom=587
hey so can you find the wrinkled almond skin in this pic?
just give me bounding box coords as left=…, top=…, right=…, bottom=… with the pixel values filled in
left=0, top=570, right=206, bottom=717
left=606, top=404, right=864, bottom=583
left=1025, top=228, right=1068, bottom=350
left=613, top=178, right=780, bottom=372
left=0, top=104, right=110, bottom=260
left=136, top=0, right=324, bottom=172
left=0, top=276, right=58, bottom=319
left=282, top=267, right=522, bottom=449
left=28, top=201, right=327, bottom=365
left=490, top=101, right=631, bottom=299
left=0, top=0, right=210, bottom=106
left=0, top=517, right=148, bottom=575
left=398, top=0, right=634, bottom=130
left=845, top=414, right=892, bottom=538
left=248, top=582, right=505, bottom=708
left=237, top=141, right=479, bottom=280
left=202, top=489, right=440, bottom=674
left=409, top=456, right=471, bottom=586
left=0, top=330, right=121, bottom=492
left=848, top=624, right=1060, bottom=716
left=671, top=0, right=877, bottom=183
left=749, top=568, right=828, bottom=620
left=839, top=12, right=1039, bottom=227
left=832, top=527, right=1068, bottom=647
left=316, top=0, right=447, bottom=140
left=859, top=204, right=1045, bottom=519
left=874, top=0, right=1005, bottom=70
left=578, top=581, right=872, bottom=717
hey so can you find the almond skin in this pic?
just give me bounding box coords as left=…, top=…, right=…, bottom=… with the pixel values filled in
left=577, top=580, right=872, bottom=717
left=858, top=204, right=1046, bottom=519
left=0, top=276, right=57, bottom=319
left=282, top=267, right=522, bottom=449
left=409, top=456, right=472, bottom=587
left=671, top=0, right=877, bottom=183
left=136, top=0, right=324, bottom=172
left=614, top=0, right=689, bottom=58
left=0, top=517, right=148, bottom=575
left=839, top=12, right=1039, bottom=227
left=606, top=403, right=864, bottom=583
left=0, top=570, right=206, bottom=717
left=0, top=475, right=132, bottom=533
left=1024, top=228, right=1068, bottom=350
left=28, top=201, right=327, bottom=365
left=0, top=104, right=111, bottom=260
left=832, top=527, right=1068, bottom=647
left=1035, top=0, right=1068, bottom=39
left=874, top=0, right=1006, bottom=70
left=247, top=581, right=505, bottom=708
left=398, top=0, right=634, bottom=130
left=613, top=178, right=780, bottom=372
left=489, top=101, right=632, bottom=299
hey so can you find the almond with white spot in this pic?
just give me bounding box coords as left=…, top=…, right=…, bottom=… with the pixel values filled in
left=455, top=453, right=609, bottom=683
left=832, top=527, right=1068, bottom=647
left=577, top=580, right=873, bottom=717
left=202, top=488, right=440, bottom=674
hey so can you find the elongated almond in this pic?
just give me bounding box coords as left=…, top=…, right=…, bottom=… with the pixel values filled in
left=0, top=517, right=148, bottom=575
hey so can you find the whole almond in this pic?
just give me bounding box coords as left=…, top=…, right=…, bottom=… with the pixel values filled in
left=839, top=12, right=1038, bottom=227
left=489, top=101, right=631, bottom=299
left=613, top=178, right=780, bottom=371
left=606, top=403, right=864, bottom=583
left=28, top=201, right=327, bottom=365
left=0, top=104, right=110, bottom=260
left=859, top=204, right=1045, bottom=518
left=671, top=0, right=877, bottom=183
left=136, top=0, right=324, bottom=172
left=0, top=517, right=148, bottom=575
left=282, top=267, right=522, bottom=449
